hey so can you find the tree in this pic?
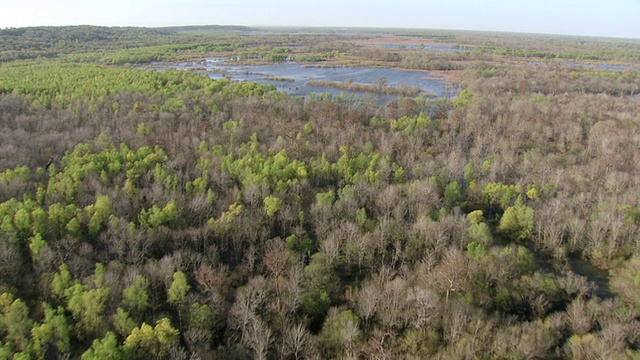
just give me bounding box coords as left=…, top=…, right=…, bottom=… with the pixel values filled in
left=444, top=181, right=462, bottom=207
left=498, top=197, right=535, bottom=242
left=319, top=308, right=361, bottom=357
left=467, top=210, right=492, bottom=245
left=264, top=195, right=283, bottom=218
left=82, top=332, right=123, bottom=360
left=167, top=271, right=190, bottom=306
left=112, top=308, right=137, bottom=337
left=85, top=194, right=113, bottom=237
left=122, top=275, right=149, bottom=317
left=0, top=296, right=33, bottom=352
left=31, top=303, right=70, bottom=357
left=123, top=318, right=179, bottom=359
left=168, top=271, right=190, bottom=329
left=283, top=322, right=314, bottom=360
left=63, top=264, right=110, bottom=339
left=611, top=256, right=640, bottom=310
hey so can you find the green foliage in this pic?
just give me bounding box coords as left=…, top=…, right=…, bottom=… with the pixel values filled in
left=390, top=113, right=430, bottom=134
left=332, top=145, right=390, bottom=185
left=467, top=210, right=493, bottom=245
left=467, top=241, right=488, bottom=261
left=482, top=182, right=521, bottom=209
left=319, top=309, right=361, bottom=356
left=136, top=123, right=153, bottom=137
left=167, top=271, right=190, bottom=305
left=285, top=234, right=314, bottom=255
left=50, top=264, right=110, bottom=338
left=0, top=62, right=232, bottom=109
left=526, top=185, right=539, bottom=201
left=396, top=329, right=441, bottom=357
left=302, top=253, right=338, bottom=319
left=122, top=276, right=149, bottom=316
left=369, top=116, right=389, bottom=128
left=85, top=194, right=113, bottom=237
left=112, top=309, right=136, bottom=337
left=139, top=200, right=179, bottom=229
left=188, top=303, right=215, bottom=330
left=28, top=233, right=47, bottom=261
left=463, top=161, right=475, bottom=184
left=315, top=190, right=335, bottom=207
left=220, top=146, right=308, bottom=191
left=467, top=210, right=484, bottom=225
left=0, top=298, right=33, bottom=352
left=302, top=290, right=331, bottom=319
left=444, top=181, right=462, bottom=207
left=123, top=318, right=179, bottom=359
left=452, top=89, right=473, bottom=108
left=355, top=207, right=369, bottom=228
left=31, top=304, right=70, bottom=356
left=51, top=264, right=72, bottom=301
left=498, top=197, right=535, bottom=242
left=0, top=165, right=31, bottom=184
left=264, top=195, right=284, bottom=217
left=82, top=332, right=123, bottom=360
left=207, top=202, right=243, bottom=235
left=66, top=283, right=110, bottom=338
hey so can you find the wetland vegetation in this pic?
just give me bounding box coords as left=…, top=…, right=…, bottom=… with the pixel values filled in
left=1, top=24, right=640, bottom=359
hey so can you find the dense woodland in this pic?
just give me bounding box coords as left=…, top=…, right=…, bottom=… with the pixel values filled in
left=1, top=26, right=640, bottom=359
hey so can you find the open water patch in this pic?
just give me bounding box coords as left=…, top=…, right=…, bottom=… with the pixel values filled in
left=364, top=43, right=474, bottom=53
left=159, top=59, right=458, bottom=101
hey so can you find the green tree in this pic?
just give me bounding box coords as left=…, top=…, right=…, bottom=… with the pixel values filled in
left=302, top=253, right=337, bottom=321
left=82, top=332, right=123, bottom=360
left=123, top=318, right=179, bottom=359
left=444, top=181, right=462, bottom=207
left=467, top=210, right=492, bottom=245
left=28, top=233, right=47, bottom=262
left=0, top=297, right=33, bottom=352
left=319, top=309, right=361, bottom=357
left=31, top=303, right=70, bottom=357
left=167, top=271, right=190, bottom=305
left=112, top=308, right=136, bottom=337
left=122, top=276, right=149, bottom=317
left=498, top=197, right=535, bottom=242
left=264, top=195, right=284, bottom=218
left=51, top=264, right=73, bottom=301
left=482, top=182, right=520, bottom=210
left=85, top=194, right=113, bottom=237
left=52, top=264, right=109, bottom=339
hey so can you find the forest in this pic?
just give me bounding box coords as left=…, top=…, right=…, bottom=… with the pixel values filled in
left=1, top=25, right=640, bottom=359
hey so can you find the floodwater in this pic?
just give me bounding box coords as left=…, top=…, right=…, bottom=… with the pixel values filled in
left=163, top=59, right=457, bottom=101
left=365, top=43, right=474, bottom=53
left=569, top=256, right=611, bottom=299
left=531, top=60, right=635, bottom=71
left=562, top=61, right=633, bottom=71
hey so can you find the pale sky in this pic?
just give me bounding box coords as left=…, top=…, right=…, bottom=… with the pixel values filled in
left=1, top=0, right=639, bottom=39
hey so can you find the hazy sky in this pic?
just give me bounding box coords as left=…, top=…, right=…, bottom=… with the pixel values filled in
left=2, top=0, right=639, bottom=39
